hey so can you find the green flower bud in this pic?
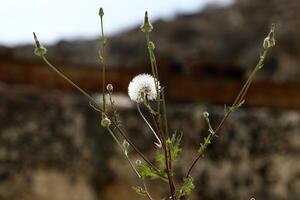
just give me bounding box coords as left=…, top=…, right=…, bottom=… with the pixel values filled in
left=122, top=140, right=130, bottom=150
left=106, top=84, right=113, bottom=93
left=148, top=41, right=155, bottom=50
left=101, top=117, right=111, bottom=128
left=135, top=160, right=142, bottom=165
left=99, top=7, right=104, bottom=17
left=34, top=46, right=47, bottom=57
left=140, top=11, right=153, bottom=33
left=33, top=32, right=47, bottom=57
left=203, top=112, right=209, bottom=118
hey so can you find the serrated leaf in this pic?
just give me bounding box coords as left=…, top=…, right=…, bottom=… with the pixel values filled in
left=156, top=150, right=166, bottom=169
left=137, top=163, right=168, bottom=182
left=168, top=131, right=183, bottom=161
left=197, top=134, right=212, bottom=154
left=176, top=177, right=195, bottom=198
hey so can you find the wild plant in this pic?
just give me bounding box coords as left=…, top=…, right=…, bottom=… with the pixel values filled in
left=33, top=8, right=275, bottom=200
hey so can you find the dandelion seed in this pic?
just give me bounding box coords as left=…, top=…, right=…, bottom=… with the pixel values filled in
left=128, top=74, right=159, bottom=103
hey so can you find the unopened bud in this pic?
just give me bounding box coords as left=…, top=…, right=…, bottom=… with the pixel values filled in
left=101, top=117, right=111, bottom=128
left=149, top=41, right=155, bottom=50
left=99, top=7, right=104, bottom=17
left=106, top=84, right=113, bottom=93
left=203, top=112, right=209, bottom=118
left=34, top=46, right=47, bottom=57
left=123, top=140, right=130, bottom=150
left=140, top=11, right=153, bottom=33
left=33, top=32, right=47, bottom=57
left=135, top=160, right=142, bottom=165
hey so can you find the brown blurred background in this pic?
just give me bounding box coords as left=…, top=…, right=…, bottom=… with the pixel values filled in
left=0, top=0, right=299, bottom=199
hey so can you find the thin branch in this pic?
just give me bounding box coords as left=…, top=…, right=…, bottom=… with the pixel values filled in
left=185, top=47, right=271, bottom=178
left=111, top=119, right=159, bottom=172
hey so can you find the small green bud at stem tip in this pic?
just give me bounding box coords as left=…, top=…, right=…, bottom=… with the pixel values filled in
left=33, top=32, right=40, bottom=48
left=101, top=117, right=111, bottom=128
left=33, top=32, right=47, bottom=57
left=99, top=7, right=104, bottom=17
left=144, top=11, right=149, bottom=24
left=141, top=11, right=153, bottom=33
left=106, top=84, right=113, bottom=92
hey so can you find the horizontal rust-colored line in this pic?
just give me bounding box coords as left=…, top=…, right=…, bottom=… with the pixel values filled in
left=0, top=60, right=299, bottom=109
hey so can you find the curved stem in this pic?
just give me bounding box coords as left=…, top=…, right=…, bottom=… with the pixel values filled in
left=41, top=56, right=101, bottom=111
left=137, top=103, right=162, bottom=148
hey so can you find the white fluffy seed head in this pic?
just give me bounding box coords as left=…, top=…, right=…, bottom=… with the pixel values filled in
left=128, top=74, right=159, bottom=103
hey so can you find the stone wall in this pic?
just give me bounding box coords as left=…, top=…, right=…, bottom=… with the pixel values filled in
left=0, top=83, right=299, bottom=200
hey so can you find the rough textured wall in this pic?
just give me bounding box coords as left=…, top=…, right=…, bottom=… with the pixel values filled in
left=0, top=83, right=299, bottom=200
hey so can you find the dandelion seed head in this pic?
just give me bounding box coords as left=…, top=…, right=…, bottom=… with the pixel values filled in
left=128, top=74, right=159, bottom=103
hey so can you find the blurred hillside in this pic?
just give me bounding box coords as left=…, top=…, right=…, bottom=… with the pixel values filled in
left=2, top=0, right=300, bottom=82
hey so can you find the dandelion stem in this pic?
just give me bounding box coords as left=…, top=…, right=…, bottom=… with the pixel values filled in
left=137, top=103, right=162, bottom=148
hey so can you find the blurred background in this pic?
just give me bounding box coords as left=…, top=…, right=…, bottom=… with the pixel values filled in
left=0, top=0, right=299, bottom=199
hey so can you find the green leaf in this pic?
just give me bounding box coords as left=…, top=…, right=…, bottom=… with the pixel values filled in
left=132, top=186, right=147, bottom=197
left=137, top=163, right=168, bottom=182
left=197, top=134, right=212, bottom=154
left=167, top=131, right=183, bottom=161
left=176, top=177, right=195, bottom=198
left=156, top=149, right=166, bottom=169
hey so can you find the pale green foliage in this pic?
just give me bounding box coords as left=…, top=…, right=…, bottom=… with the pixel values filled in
left=198, top=134, right=212, bottom=155
left=156, top=149, right=165, bottom=169
left=176, top=177, right=195, bottom=199
left=137, top=163, right=168, bottom=182
left=167, top=131, right=183, bottom=161
left=156, top=131, right=182, bottom=170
